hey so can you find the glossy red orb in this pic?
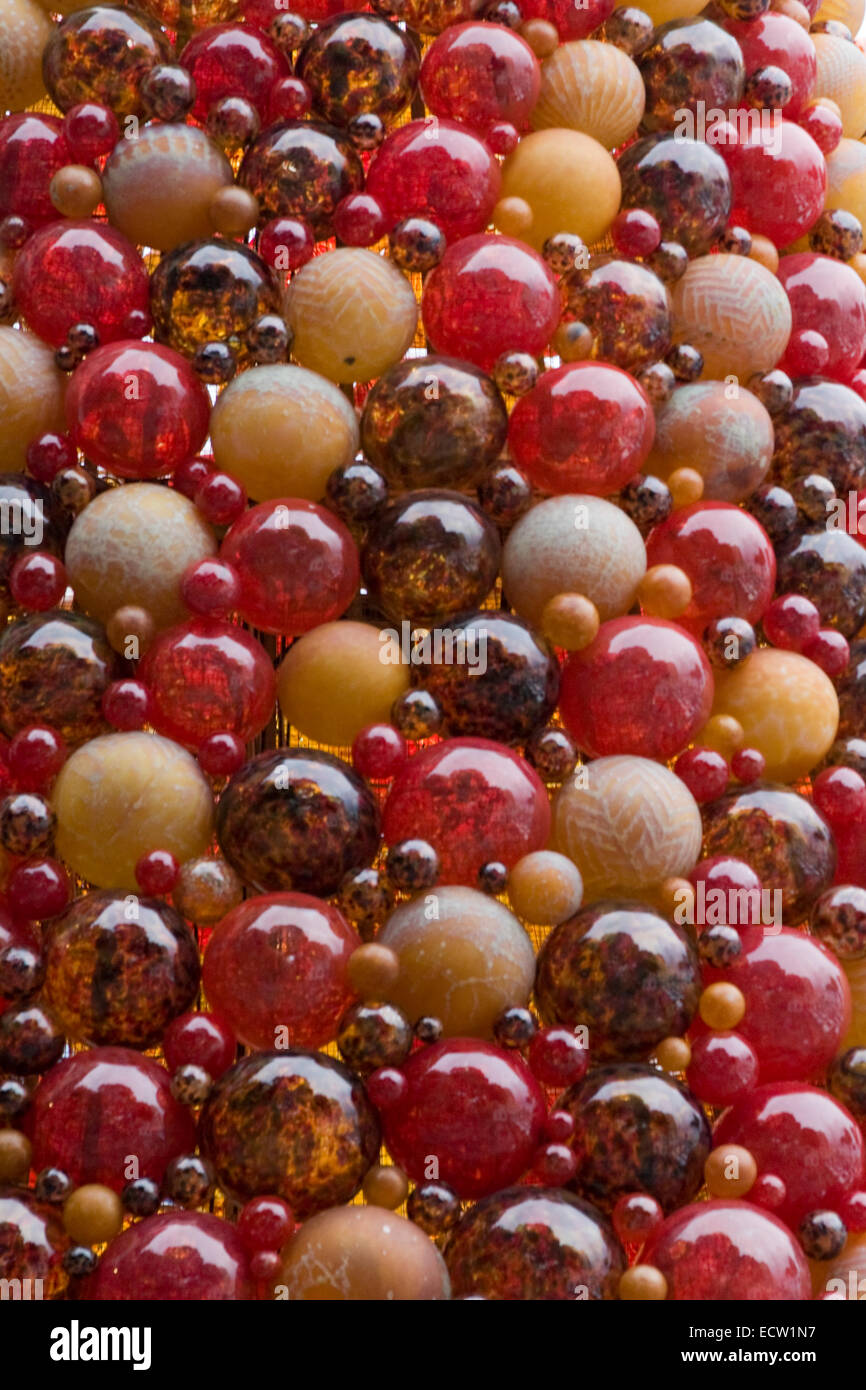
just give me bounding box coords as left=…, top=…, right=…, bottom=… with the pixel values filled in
left=611, top=208, right=662, bottom=258
left=220, top=498, right=360, bottom=635
left=180, top=22, right=288, bottom=119
left=645, top=502, right=776, bottom=638
left=645, top=1200, right=812, bottom=1300
left=8, top=725, right=67, bottom=790
left=163, top=1011, right=237, bottom=1079
left=612, top=1192, right=664, bottom=1247
left=382, top=737, right=551, bottom=885
left=724, top=119, right=827, bottom=248
left=8, top=552, right=67, bottom=611
left=521, top=0, right=615, bottom=40
left=527, top=1025, right=590, bottom=1088
left=7, top=857, right=70, bottom=919
left=686, top=1031, right=760, bottom=1107
left=139, top=617, right=276, bottom=748
left=813, top=765, right=866, bottom=824
left=763, top=592, right=821, bottom=651
left=101, top=678, right=152, bottom=730
left=378, top=1038, right=546, bottom=1199
left=731, top=746, right=766, bottom=783
left=267, top=75, right=313, bottom=122
left=508, top=362, right=655, bottom=496
left=559, top=617, right=715, bottom=761
left=181, top=558, right=241, bottom=618
left=333, top=192, right=388, bottom=246
left=419, top=23, right=540, bottom=136
left=352, top=723, right=408, bottom=781
left=63, top=102, right=120, bottom=163
left=25, top=431, right=77, bottom=483
left=258, top=216, right=314, bottom=272
left=366, top=118, right=501, bottom=245
left=689, top=854, right=763, bottom=905
left=799, top=100, right=842, bottom=155
left=782, top=327, right=829, bottom=377
left=29, top=1047, right=195, bottom=1189
left=804, top=627, right=851, bottom=676
left=724, top=12, right=816, bottom=118
left=135, top=849, right=180, bottom=896
left=238, top=1195, right=294, bottom=1252
left=12, top=221, right=151, bottom=349
left=198, top=731, right=246, bottom=777
left=195, top=472, right=248, bottom=527
left=0, top=113, right=71, bottom=224
left=674, top=747, right=729, bottom=804
left=85, top=1211, right=251, bottom=1300
left=778, top=253, right=866, bottom=383
left=173, top=454, right=213, bottom=499
left=65, top=340, right=211, bottom=479
left=422, top=233, right=560, bottom=373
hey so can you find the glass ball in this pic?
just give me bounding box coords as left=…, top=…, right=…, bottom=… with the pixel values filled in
left=277, top=1204, right=449, bottom=1301
left=239, top=119, right=363, bottom=236
left=277, top=620, right=409, bottom=748
left=102, top=124, right=234, bottom=254
left=180, top=22, right=288, bottom=120
left=563, top=257, right=672, bottom=374
left=777, top=252, right=866, bottom=382
left=0, top=1189, right=69, bottom=1299
left=726, top=119, right=828, bottom=248
left=366, top=116, right=500, bottom=244
left=0, top=611, right=122, bottom=747
left=812, top=885, right=866, bottom=961
left=85, top=1211, right=251, bottom=1300
left=0, top=113, right=73, bottom=228
left=772, top=378, right=866, bottom=497
left=150, top=238, right=282, bottom=367
left=297, top=13, right=418, bottom=126
left=42, top=5, right=171, bottom=117
left=13, top=221, right=149, bottom=350
left=337, top=1001, right=414, bottom=1075
left=646, top=1200, right=811, bottom=1299
left=647, top=381, right=773, bottom=503
left=420, top=21, right=539, bottom=136
left=617, top=132, right=732, bottom=256
left=389, top=216, right=446, bottom=273
left=776, top=527, right=866, bottom=638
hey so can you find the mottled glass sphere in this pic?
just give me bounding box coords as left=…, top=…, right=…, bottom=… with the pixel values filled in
left=0, top=475, right=67, bottom=588
left=296, top=13, right=419, bottom=126
left=362, top=490, right=501, bottom=625
left=173, top=854, right=244, bottom=926
left=445, top=1187, right=624, bottom=1301
left=360, top=356, right=508, bottom=491
left=150, top=238, right=283, bottom=365
left=559, top=1063, right=711, bottom=1213
left=837, top=640, right=866, bottom=741
left=240, top=119, right=363, bottom=235
left=199, top=1049, right=380, bottom=1214
left=42, top=5, right=171, bottom=117
left=0, top=1189, right=69, bottom=1300
left=638, top=16, right=745, bottom=133
left=772, top=377, right=866, bottom=497
left=13, top=221, right=151, bottom=350
left=216, top=748, right=380, bottom=896
left=43, top=892, right=199, bottom=1049
left=563, top=257, right=672, bottom=374
left=617, top=132, right=732, bottom=256
left=536, top=901, right=701, bottom=1060
left=0, top=610, right=123, bottom=746
left=776, top=528, right=866, bottom=637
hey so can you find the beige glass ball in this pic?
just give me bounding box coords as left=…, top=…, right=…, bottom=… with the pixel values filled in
left=507, top=850, right=584, bottom=925
left=378, top=885, right=536, bottom=1038
left=53, top=732, right=215, bottom=890
left=709, top=647, right=839, bottom=782
left=285, top=248, right=419, bottom=384
left=499, top=128, right=621, bottom=250
left=210, top=364, right=359, bottom=503
left=277, top=621, right=409, bottom=747
left=646, top=381, right=774, bottom=502
left=813, top=32, right=866, bottom=139
left=65, top=483, right=217, bottom=631
left=532, top=40, right=645, bottom=149
left=826, top=138, right=866, bottom=227
left=102, top=125, right=234, bottom=253
left=671, top=254, right=792, bottom=381
left=0, top=0, right=53, bottom=109
left=277, top=1205, right=450, bottom=1301
left=0, top=327, right=66, bottom=471
left=502, top=494, right=647, bottom=629
left=552, top=755, right=703, bottom=901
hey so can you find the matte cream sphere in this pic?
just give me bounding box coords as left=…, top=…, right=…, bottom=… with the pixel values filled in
left=813, top=32, right=866, bottom=139
left=277, top=621, right=409, bottom=747
left=0, top=327, right=66, bottom=471
left=671, top=254, right=792, bottom=381
left=709, top=647, right=839, bottom=782
left=646, top=381, right=774, bottom=503
left=0, top=0, right=53, bottom=110
left=532, top=41, right=645, bottom=148
left=278, top=1205, right=451, bottom=1301
left=499, top=128, right=621, bottom=250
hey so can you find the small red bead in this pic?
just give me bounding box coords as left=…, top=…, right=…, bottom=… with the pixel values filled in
left=799, top=101, right=843, bottom=156
left=352, top=724, right=407, bottom=781
left=8, top=552, right=67, bottom=611
left=611, top=208, right=662, bottom=258
left=781, top=327, right=829, bottom=377
left=532, top=1141, right=577, bottom=1186
left=135, top=849, right=181, bottom=896
left=8, top=726, right=67, bottom=790
left=840, top=1190, right=866, bottom=1232
left=174, top=455, right=214, bottom=500
left=258, top=217, right=314, bottom=272
left=333, top=192, right=388, bottom=247
left=803, top=627, right=851, bottom=677
left=63, top=102, right=120, bottom=163
left=686, top=1030, right=760, bottom=1106
left=101, top=679, right=152, bottom=731
left=612, top=1192, right=663, bottom=1247
left=249, top=1248, right=281, bottom=1281
left=7, top=857, right=70, bottom=919
left=674, top=746, right=729, bottom=803
left=123, top=307, right=152, bottom=338
left=238, top=1195, right=295, bottom=1252
left=163, top=1011, right=236, bottom=1078
left=366, top=1066, right=408, bottom=1109
left=198, top=731, right=246, bottom=777
left=181, top=558, right=241, bottom=618
left=195, top=472, right=248, bottom=526
left=25, top=431, right=76, bottom=483
left=267, top=75, right=312, bottom=122
left=689, top=854, right=762, bottom=901
left=543, top=1108, right=575, bottom=1143
left=763, top=592, right=821, bottom=651
left=813, top=765, right=866, bottom=823
left=487, top=121, right=520, bottom=156
left=731, top=746, right=766, bottom=784
left=527, top=1025, right=589, bottom=1088
left=750, top=1173, right=787, bottom=1211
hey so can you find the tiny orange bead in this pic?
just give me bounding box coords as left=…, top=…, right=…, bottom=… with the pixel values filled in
left=541, top=592, right=600, bottom=650
left=668, top=467, right=704, bottom=510
left=699, top=981, right=747, bottom=1030
left=619, top=1264, right=668, bottom=1300
left=655, top=1036, right=692, bottom=1072
left=362, top=1163, right=410, bottom=1209
left=657, top=876, right=695, bottom=922
left=521, top=18, right=559, bottom=56
left=106, top=604, right=156, bottom=659
left=63, top=1183, right=124, bottom=1246
left=209, top=186, right=260, bottom=237
left=493, top=195, right=534, bottom=238
left=704, top=1143, right=758, bottom=1198
left=347, top=943, right=400, bottom=1000
left=0, top=1128, right=32, bottom=1184
left=700, top=713, right=745, bottom=758
left=50, top=165, right=103, bottom=219
left=848, top=252, right=866, bottom=287
left=638, top=564, right=693, bottom=620
left=748, top=235, right=780, bottom=274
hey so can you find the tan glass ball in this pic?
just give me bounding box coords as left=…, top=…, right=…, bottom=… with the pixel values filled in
left=671, top=254, right=792, bottom=381
left=655, top=1036, right=692, bottom=1073
left=106, top=605, right=156, bottom=659
left=520, top=18, right=559, bottom=57
left=638, top=564, right=693, bottom=619
left=825, top=137, right=866, bottom=228
left=668, top=467, right=705, bottom=509
left=0, top=1128, right=32, bottom=1183
left=541, top=592, right=601, bottom=650
left=646, top=381, right=774, bottom=503
left=507, top=850, right=584, bottom=925
left=65, top=483, right=217, bottom=631
left=657, top=876, right=695, bottom=922
left=285, top=247, right=419, bottom=385
left=347, top=943, right=401, bottom=999
left=173, top=855, right=244, bottom=926
left=704, top=1143, right=757, bottom=1199
left=492, top=195, right=535, bottom=238
left=0, top=326, right=66, bottom=471
left=748, top=235, right=780, bottom=274
left=210, top=364, right=359, bottom=503
left=699, top=982, right=747, bottom=1030
left=53, top=732, right=215, bottom=891
left=102, top=124, right=234, bottom=253
left=552, top=755, right=703, bottom=902
left=63, top=1184, right=124, bottom=1246
left=378, top=885, right=536, bottom=1038
left=362, top=1164, right=410, bottom=1210
left=209, top=186, right=260, bottom=237
left=532, top=41, right=645, bottom=149
left=813, top=32, right=866, bottom=139
left=0, top=0, right=53, bottom=110
left=50, top=165, right=103, bottom=219
left=502, top=494, right=646, bottom=630
left=277, top=1205, right=451, bottom=1301
left=619, top=1265, right=669, bottom=1301
left=710, top=647, right=839, bottom=782
left=699, top=712, right=745, bottom=758
left=499, top=128, right=621, bottom=251
left=277, top=621, right=409, bottom=747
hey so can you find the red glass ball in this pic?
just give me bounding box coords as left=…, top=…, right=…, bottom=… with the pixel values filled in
left=63, top=102, right=120, bottom=163
left=645, top=502, right=776, bottom=638
left=532, top=1141, right=578, bottom=1186
left=750, top=1172, right=787, bottom=1211
left=763, top=592, right=821, bottom=651
left=612, top=1192, right=664, bottom=1247
left=84, top=1211, right=251, bottom=1299
left=181, top=558, right=241, bottom=618
left=674, top=747, right=729, bottom=804
left=382, top=737, right=551, bottom=885
left=419, top=22, right=540, bottom=136
left=8, top=725, right=67, bottom=790
left=611, top=208, right=662, bottom=258
left=8, top=552, right=67, bottom=611
left=645, top=1199, right=811, bottom=1299
left=267, top=75, right=313, bottom=122
left=813, top=765, right=866, bottom=823
left=202, top=891, right=360, bottom=1050
left=220, top=498, right=360, bottom=635
left=352, top=724, right=408, bottom=781
left=778, top=253, right=866, bottom=382
left=422, top=232, right=560, bottom=373
left=139, top=617, right=276, bottom=748
left=7, top=857, right=70, bottom=919
left=198, top=732, right=247, bottom=777
left=238, top=1195, right=294, bottom=1252
left=258, top=217, right=314, bottom=272
left=101, top=678, right=152, bottom=731
left=799, top=100, right=842, bottom=155
left=723, top=119, right=827, bottom=248
left=527, top=1025, right=590, bottom=1088
left=486, top=120, right=520, bottom=156
left=366, top=1066, right=407, bottom=1109
left=333, top=192, right=388, bottom=246
left=521, top=0, right=615, bottom=40
left=686, top=1030, right=760, bottom=1106
left=366, top=119, right=501, bottom=245
left=195, top=472, right=248, bottom=527
left=714, top=1082, right=864, bottom=1227
left=378, top=1038, right=546, bottom=1199
left=724, top=12, right=816, bottom=119
left=689, top=854, right=763, bottom=905
left=0, top=113, right=71, bottom=225
left=65, top=340, right=211, bottom=479
left=558, top=617, right=715, bottom=761
left=780, top=327, right=829, bottom=377
left=840, top=1190, right=866, bottom=1232
left=135, top=849, right=181, bottom=897
left=508, top=361, right=655, bottom=496
left=173, top=455, right=213, bottom=500
left=163, top=1012, right=236, bottom=1079
left=13, top=221, right=151, bottom=349
left=731, top=746, right=766, bottom=784
left=803, top=627, right=851, bottom=677
left=180, top=22, right=289, bottom=120
left=25, top=431, right=77, bottom=484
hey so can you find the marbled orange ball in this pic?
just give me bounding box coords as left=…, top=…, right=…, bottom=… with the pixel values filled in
left=708, top=648, right=839, bottom=782
left=646, top=381, right=774, bottom=503
left=499, top=128, right=621, bottom=251
left=277, top=1206, right=450, bottom=1301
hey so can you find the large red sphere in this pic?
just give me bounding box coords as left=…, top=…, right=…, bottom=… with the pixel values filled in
left=778, top=253, right=866, bottom=383
left=420, top=23, right=540, bottom=136
left=85, top=1211, right=252, bottom=1300
left=645, top=1199, right=812, bottom=1300
left=724, top=119, right=826, bottom=248
left=366, top=119, right=501, bottom=245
